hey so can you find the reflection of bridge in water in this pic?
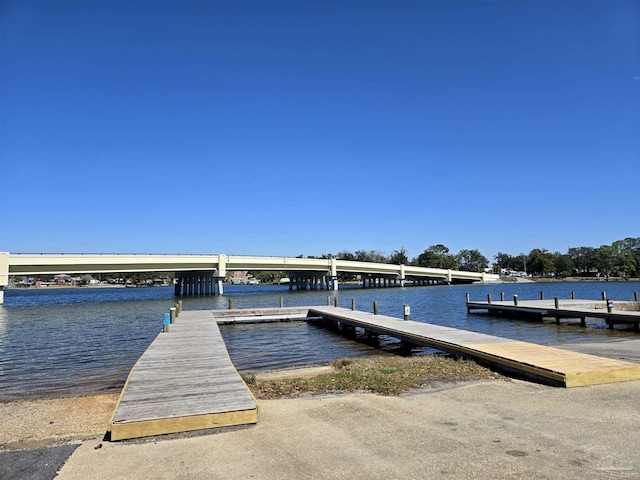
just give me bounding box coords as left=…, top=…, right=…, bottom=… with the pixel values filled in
left=0, top=253, right=499, bottom=303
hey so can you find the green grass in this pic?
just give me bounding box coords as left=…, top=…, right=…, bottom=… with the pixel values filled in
left=246, top=355, right=498, bottom=399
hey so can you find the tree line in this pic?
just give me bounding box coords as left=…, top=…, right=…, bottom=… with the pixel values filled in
left=493, top=237, right=640, bottom=279
left=299, top=236, right=640, bottom=279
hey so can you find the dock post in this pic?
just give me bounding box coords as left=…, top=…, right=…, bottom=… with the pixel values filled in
left=487, top=293, right=492, bottom=304
left=571, top=291, right=575, bottom=300
left=554, top=297, right=560, bottom=324
left=403, top=304, right=410, bottom=321
left=373, top=301, right=379, bottom=315
left=334, top=297, right=338, bottom=308
left=327, top=296, right=331, bottom=306
left=163, top=313, right=170, bottom=333
left=170, top=307, right=176, bottom=324
left=602, top=291, right=607, bottom=301
left=500, top=292, right=505, bottom=301
left=177, top=300, right=183, bottom=315
left=513, top=295, right=519, bottom=306
left=465, top=293, right=470, bottom=304
left=635, top=292, right=638, bottom=302
left=540, top=291, right=544, bottom=300
left=351, top=298, right=355, bottom=311
left=279, top=297, right=284, bottom=308
left=228, top=298, right=233, bottom=310
left=581, top=317, right=586, bottom=327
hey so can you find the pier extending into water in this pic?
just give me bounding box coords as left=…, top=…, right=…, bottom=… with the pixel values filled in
left=108, top=310, right=258, bottom=441
left=109, top=303, right=640, bottom=440
left=466, top=293, right=640, bottom=331
left=308, top=306, right=640, bottom=388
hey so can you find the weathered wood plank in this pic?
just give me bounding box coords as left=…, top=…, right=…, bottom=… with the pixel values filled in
left=109, top=310, right=257, bottom=440
left=308, top=306, right=640, bottom=387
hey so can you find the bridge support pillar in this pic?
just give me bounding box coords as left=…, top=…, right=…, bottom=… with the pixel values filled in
left=0, top=252, right=8, bottom=305
left=174, top=271, right=222, bottom=297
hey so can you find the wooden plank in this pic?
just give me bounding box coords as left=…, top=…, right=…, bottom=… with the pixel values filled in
left=109, top=310, right=257, bottom=440
left=308, top=306, right=640, bottom=387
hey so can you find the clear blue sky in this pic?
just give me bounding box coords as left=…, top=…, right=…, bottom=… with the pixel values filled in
left=1, top=1, right=638, bottom=262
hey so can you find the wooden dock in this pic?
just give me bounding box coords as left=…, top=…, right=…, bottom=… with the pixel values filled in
left=108, top=310, right=258, bottom=441
left=466, top=298, right=640, bottom=331
left=109, top=304, right=640, bottom=440
left=308, top=306, right=640, bottom=388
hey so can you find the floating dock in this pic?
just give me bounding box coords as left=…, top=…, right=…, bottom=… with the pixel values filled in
left=108, top=310, right=258, bottom=441
left=465, top=297, right=640, bottom=331
left=308, top=306, right=640, bottom=388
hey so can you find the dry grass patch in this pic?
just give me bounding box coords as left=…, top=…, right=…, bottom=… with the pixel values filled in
left=246, top=355, right=497, bottom=399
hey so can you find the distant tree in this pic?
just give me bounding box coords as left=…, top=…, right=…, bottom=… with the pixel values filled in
left=455, top=249, right=489, bottom=272
left=593, top=245, right=618, bottom=279
left=415, top=244, right=458, bottom=269
left=493, top=252, right=513, bottom=271
left=336, top=250, right=356, bottom=261
left=567, top=246, right=596, bottom=275
left=388, top=248, right=409, bottom=265
left=354, top=250, right=387, bottom=263
left=612, top=238, right=639, bottom=278
left=552, top=252, right=573, bottom=278
left=528, top=248, right=555, bottom=277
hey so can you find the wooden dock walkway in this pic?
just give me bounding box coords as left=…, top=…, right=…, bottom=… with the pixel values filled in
left=307, top=306, right=640, bottom=388
left=466, top=298, right=640, bottom=331
left=108, top=310, right=257, bottom=441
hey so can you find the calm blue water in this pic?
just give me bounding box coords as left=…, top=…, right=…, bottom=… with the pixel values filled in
left=1, top=282, right=638, bottom=400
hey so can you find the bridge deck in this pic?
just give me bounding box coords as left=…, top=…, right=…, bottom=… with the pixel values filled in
left=308, top=306, right=640, bottom=387
left=108, top=310, right=257, bottom=441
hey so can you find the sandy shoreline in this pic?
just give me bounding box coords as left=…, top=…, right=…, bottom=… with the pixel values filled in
left=0, top=365, right=336, bottom=451
left=0, top=394, right=119, bottom=451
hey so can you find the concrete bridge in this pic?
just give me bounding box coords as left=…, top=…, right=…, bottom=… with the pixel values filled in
left=0, top=252, right=499, bottom=304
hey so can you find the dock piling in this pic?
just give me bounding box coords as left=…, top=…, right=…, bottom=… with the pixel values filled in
left=602, top=291, right=607, bottom=301
left=351, top=299, right=356, bottom=311
left=228, top=298, right=234, bottom=310
left=487, top=293, right=492, bottom=304
left=403, top=304, right=410, bottom=321
left=635, top=292, right=638, bottom=302
left=571, top=291, right=575, bottom=300
left=334, top=297, right=338, bottom=308
left=373, top=301, right=379, bottom=315
left=513, top=295, right=519, bottom=306
left=540, top=291, right=544, bottom=300
left=279, top=297, right=284, bottom=308
left=163, top=313, right=170, bottom=333
left=500, top=292, right=505, bottom=301
left=170, top=307, right=176, bottom=324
